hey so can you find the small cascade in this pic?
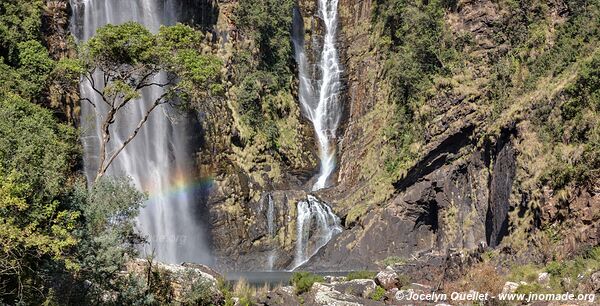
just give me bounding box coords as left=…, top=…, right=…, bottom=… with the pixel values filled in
left=266, top=194, right=276, bottom=270
left=267, top=194, right=275, bottom=238
left=293, top=195, right=342, bottom=269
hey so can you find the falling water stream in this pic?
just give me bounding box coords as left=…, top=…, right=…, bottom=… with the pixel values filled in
left=71, top=0, right=211, bottom=265
left=290, top=0, right=343, bottom=270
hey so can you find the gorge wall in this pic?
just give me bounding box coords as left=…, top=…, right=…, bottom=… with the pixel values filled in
left=57, top=0, right=598, bottom=272
left=189, top=0, right=600, bottom=273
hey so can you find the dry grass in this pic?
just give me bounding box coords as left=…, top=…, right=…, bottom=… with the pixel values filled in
left=443, top=262, right=506, bottom=296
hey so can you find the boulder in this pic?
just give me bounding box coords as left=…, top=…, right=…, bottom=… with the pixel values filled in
left=538, top=272, right=550, bottom=284
left=124, top=259, right=223, bottom=304
left=304, top=283, right=384, bottom=306
left=591, top=271, right=600, bottom=292
left=263, top=286, right=300, bottom=306
left=502, top=281, right=520, bottom=294
left=375, top=266, right=399, bottom=290
left=329, top=279, right=377, bottom=298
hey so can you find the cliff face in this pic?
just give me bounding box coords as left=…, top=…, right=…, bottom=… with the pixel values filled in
left=182, top=0, right=598, bottom=272
left=195, top=0, right=320, bottom=271
left=299, top=0, right=599, bottom=270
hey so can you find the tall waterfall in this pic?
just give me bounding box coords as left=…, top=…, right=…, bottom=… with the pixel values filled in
left=290, top=0, right=343, bottom=270
left=71, top=0, right=211, bottom=265
left=293, top=0, right=342, bottom=191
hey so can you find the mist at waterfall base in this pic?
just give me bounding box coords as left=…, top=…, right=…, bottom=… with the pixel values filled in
left=71, top=0, right=212, bottom=265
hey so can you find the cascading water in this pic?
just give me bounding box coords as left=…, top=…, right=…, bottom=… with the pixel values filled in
left=293, top=0, right=343, bottom=191
left=266, top=194, right=276, bottom=270
left=293, top=196, right=342, bottom=269
left=289, top=0, right=344, bottom=269
left=71, top=0, right=211, bottom=265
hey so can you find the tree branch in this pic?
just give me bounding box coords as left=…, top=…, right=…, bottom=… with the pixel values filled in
left=94, top=93, right=169, bottom=182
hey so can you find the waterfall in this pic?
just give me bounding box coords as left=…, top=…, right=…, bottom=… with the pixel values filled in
left=293, top=195, right=342, bottom=269
left=266, top=194, right=276, bottom=270
left=267, top=194, right=275, bottom=238
left=289, top=0, right=343, bottom=270
left=293, top=0, right=342, bottom=191
left=71, top=0, right=211, bottom=265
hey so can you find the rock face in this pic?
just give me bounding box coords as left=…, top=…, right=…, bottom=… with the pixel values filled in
left=303, top=128, right=516, bottom=270
left=263, top=286, right=301, bottom=306
left=171, top=0, right=598, bottom=276
left=125, top=259, right=223, bottom=304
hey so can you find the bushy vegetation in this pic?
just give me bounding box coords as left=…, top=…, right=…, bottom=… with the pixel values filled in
left=372, top=0, right=461, bottom=176
left=231, top=0, right=298, bottom=150
left=0, top=2, right=223, bottom=303
left=379, top=256, right=406, bottom=267
left=346, top=270, right=376, bottom=281
left=291, top=272, right=324, bottom=294
left=370, top=285, right=386, bottom=301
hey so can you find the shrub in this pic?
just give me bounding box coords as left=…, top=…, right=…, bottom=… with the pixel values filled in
left=291, top=272, right=324, bottom=294
left=510, top=264, right=541, bottom=283
left=233, top=278, right=253, bottom=306
left=180, top=271, right=218, bottom=306
left=370, top=285, right=386, bottom=301
left=379, top=256, right=406, bottom=267
left=346, top=271, right=376, bottom=281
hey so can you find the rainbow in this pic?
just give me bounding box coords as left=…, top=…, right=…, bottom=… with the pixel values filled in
left=142, top=173, right=215, bottom=203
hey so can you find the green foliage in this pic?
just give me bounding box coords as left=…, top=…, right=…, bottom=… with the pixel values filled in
left=218, top=278, right=235, bottom=306
left=0, top=93, right=79, bottom=304
left=514, top=282, right=547, bottom=295
left=372, top=0, right=460, bottom=176
left=508, top=247, right=600, bottom=294
left=235, top=0, right=295, bottom=83
left=370, top=285, right=386, bottom=301
left=538, top=51, right=600, bottom=190
left=379, top=256, right=405, bottom=267
left=0, top=0, right=44, bottom=63
left=180, top=271, right=219, bottom=306
left=84, top=22, right=155, bottom=67
left=80, top=22, right=223, bottom=105
left=0, top=92, right=76, bottom=204
left=510, top=264, right=541, bottom=283
left=230, top=0, right=300, bottom=151
left=346, top=271, right=376, bottom=281
left=16, top=40, right=55, bottom=97
left=75, top=177, right=145, bottom=282
left=291, top=272, right=324, bottom=294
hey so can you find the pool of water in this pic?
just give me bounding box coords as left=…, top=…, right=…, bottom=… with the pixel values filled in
left=223, top=271, right=351, bottom=287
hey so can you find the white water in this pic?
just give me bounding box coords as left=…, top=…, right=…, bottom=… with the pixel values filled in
left=266, top=194, right=276, bottom=270
left=293, top=195, right=342, bottom=269
left=293, top=0, right=343, bottom=191
left=71, top=0, right=211, bottom=264
left=289, top=0, right=344, bottom=270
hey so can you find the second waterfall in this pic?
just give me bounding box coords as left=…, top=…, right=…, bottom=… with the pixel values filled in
left=294, top=0, right=343, bottom=191
left=289, top=0, right=344, bottom=269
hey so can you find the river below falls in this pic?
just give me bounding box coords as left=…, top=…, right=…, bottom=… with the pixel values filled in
left=224, top=271, right=355, bottom=287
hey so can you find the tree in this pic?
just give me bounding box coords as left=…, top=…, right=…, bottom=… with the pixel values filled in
left=68, top=22, right=222, bottom=182
left=0, top=92, right=79, bottom=304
